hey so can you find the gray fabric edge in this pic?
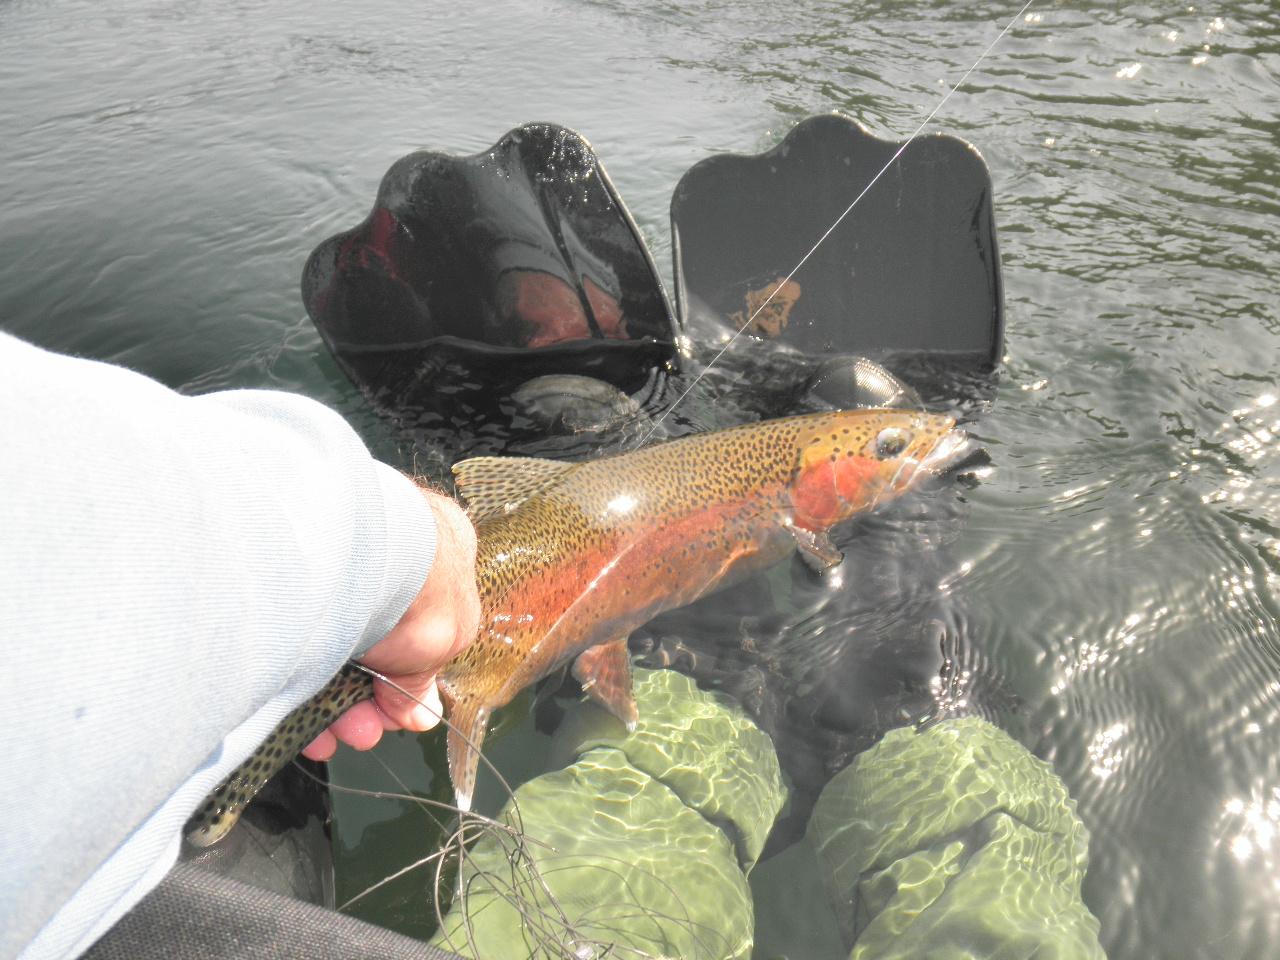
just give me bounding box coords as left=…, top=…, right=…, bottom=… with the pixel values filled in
left=83, top=861, right=466, bottom=960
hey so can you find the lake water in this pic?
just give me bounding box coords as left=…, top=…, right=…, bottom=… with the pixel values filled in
left=2, top=1, right=1277, bottom=958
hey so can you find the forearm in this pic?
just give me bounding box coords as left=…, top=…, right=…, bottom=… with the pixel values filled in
left=0, top=332, right=436, bottom=960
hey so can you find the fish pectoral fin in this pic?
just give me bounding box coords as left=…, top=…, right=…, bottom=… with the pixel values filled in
left=452, top=456, right=578, bottom=523
left=786, top=524, right=844, bottom=574
left=442, top=692, right=490, bottom=814
left=572, top=637, right=638, bottom=732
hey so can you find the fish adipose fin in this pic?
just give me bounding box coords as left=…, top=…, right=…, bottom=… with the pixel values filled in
left=572, top=636, right=638, bottom=731
left=786, top=524, right=844, bottom=574
left=443, top=692, right=490, bottom=813
left=452, top=456, right=578, bottom=523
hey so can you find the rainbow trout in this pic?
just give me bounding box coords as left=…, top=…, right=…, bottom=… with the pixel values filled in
left=186, top=408, right=968, bottom=845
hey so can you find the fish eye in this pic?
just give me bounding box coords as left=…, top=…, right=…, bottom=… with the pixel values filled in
left=874, top=427, right=911, bottom=459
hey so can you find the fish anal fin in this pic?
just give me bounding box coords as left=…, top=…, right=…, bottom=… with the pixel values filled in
left=787, top=524, right=844, bottom=574
left=572, top=637, right=638, bottom=731
left=451, top=456, right=578, bottom=524
left=442, top=690, right=490, bottom=813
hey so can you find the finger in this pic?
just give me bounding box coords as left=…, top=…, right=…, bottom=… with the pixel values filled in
left=413, top=684, right=444, bottom=732
left=328, top=699, right=385, bottom=751
left=301, top=729, right=338, bottom=761
left=373, top=675, right=443, bottom=732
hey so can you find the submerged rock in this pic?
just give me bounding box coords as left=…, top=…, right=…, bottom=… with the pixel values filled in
left=509, top=374, right=654, bottom=436
left=431, top=668, right=784, bottom=960
left=804, top=355, right=922, bottom=411
left=808, top=717, right=1107, bottom=959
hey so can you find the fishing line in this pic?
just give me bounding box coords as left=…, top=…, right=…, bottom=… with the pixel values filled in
left=347, top=660, right=525, bottom=823
left=340, top=663, right=598, bottom=951
left=640, top=0, right=1037, bottom=443
left=346, top=664, right=682, bottom=957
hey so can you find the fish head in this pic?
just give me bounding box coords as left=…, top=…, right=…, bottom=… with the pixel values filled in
left=787, top=408, right=970, bottom=529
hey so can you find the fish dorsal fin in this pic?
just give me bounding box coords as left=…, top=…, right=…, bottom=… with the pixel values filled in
left=452, top=455, right=578, bottom=523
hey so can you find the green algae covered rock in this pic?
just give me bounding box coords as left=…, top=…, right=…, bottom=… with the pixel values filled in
left=431, top=667, right=785, bottom=960
left=807, top=717, right=1107, bottom=960
left=551, top=666, right=784, bottom=868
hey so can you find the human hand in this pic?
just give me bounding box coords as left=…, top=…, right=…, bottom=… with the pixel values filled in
left=301, top=484, right=480, bottom=760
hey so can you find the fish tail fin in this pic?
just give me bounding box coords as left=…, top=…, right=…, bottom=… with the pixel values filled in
left=444, top=694, right=489, bottom=814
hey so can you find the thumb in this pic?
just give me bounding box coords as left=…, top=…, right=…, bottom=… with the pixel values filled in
left=373, top=674, right=445, bottom=732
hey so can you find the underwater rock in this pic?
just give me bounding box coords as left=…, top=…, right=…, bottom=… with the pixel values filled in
left=549, top=667, right=783, bottom=867
left=804, top=355, right=922, bottom=411
left=508, top=374, right=655, bottom=436
left=431, top=668, right=784, bottom=960
left=808, top=717, right=1107, bottom=959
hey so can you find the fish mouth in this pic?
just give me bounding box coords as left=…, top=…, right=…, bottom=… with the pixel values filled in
left=882, top=427, right=976, bottom=503
left=920, top=428, right=976, bottom=476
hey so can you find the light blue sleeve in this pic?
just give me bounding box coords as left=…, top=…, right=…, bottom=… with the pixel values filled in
left=0, top=332, right=438, bottom=960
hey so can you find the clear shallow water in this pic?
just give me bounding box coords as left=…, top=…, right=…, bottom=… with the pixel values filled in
left=2, top=1, right=1278, bottom=958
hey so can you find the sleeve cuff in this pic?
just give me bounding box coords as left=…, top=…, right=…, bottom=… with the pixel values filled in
left=352, top=464, right=439, bottom=655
